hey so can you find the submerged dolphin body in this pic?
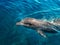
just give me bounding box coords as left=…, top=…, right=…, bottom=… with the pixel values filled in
left=52, top=18, right=60, bottom=30
left=53, top=18, right=60, bottom=25
left=16, top=18, right=60, bottom=38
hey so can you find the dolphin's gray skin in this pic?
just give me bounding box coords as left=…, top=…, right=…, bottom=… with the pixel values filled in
left=52, top=18, right=60, bottom=30
left=53, top=18, right=60, bottom=25
left=16, top=18, right=60, bottom=38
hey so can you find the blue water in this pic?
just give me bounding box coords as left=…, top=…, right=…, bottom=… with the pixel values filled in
left=0, top=0, right=60, bottom=45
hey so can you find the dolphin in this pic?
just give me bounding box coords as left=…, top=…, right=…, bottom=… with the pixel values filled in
left=16, top=18, right=60, bottom=38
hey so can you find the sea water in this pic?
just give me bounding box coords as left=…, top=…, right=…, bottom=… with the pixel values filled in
left=0, top=0, right=60, bottom=45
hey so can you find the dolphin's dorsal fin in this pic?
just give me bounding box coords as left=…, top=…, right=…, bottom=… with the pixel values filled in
left=37, top=29, right=47, bottom=38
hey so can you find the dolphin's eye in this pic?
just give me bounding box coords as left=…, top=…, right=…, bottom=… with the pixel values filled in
left=24, top=23, right=32, bottom=25
left=28, top=23, right=32, bottom=25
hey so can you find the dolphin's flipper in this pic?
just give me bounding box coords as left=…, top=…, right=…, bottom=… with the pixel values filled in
left=37, top=30, right=47, bottom=38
